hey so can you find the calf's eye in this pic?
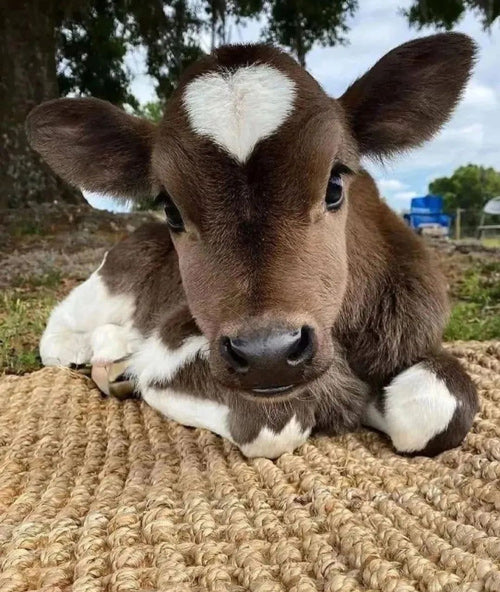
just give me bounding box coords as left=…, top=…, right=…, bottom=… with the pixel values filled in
left=325, top=172, right=344, bottom=211
left=156, top=190, right=185, bottom=232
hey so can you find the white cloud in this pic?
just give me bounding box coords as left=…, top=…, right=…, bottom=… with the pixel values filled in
left=463, top=82, right=498, bottom=109
left=377, top=179, right=407, bottom=192
left=386, top=191, right=419, bottom=213
left=307, top=3, right=500, bottom=212
left=394, top=191, right=418, bottom=202
left=83, top=191, right=131, bottom=213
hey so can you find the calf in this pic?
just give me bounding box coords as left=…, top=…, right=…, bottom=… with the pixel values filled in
left=27, top=33, right=478, bottom=458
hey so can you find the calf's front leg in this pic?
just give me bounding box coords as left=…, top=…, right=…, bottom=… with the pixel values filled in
left=40, top=253, right=140, bottom=367
left=131, top=320, right=376, bottom=458
left=364, top=349, right=478, bottom=456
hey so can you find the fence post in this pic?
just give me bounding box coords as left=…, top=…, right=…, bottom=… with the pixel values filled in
left=456, top=208, right=462, bottom=240
left=477, top=211, right=485, bottom=239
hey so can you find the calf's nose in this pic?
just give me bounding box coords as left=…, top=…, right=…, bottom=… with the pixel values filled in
left=219, top=325, right=315, bottom=393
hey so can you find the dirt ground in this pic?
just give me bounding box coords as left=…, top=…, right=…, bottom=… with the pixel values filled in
left=0, top=203, right=158, bottom=373
left=1, top=203, right=499, bottom=374
left=0, top=202, right=159, bottom=288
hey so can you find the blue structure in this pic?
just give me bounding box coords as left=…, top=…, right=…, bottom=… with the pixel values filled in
left=403, top=195, right=452, bottom=236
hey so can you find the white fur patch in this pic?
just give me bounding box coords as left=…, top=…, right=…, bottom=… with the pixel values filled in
left=363, top=402, right=386, bottom=433
left=364, top=364, right=457, bottom=453
left=40, top=265, right=136, bottom=366
left=130, top=335, right=310, bottom=458
left=96, top=251, right=108, bottom=272
left=129, top=333, right=208, bottom=387
left=90, top=323, right=141, bottom=365
left=240, top=415, right=311, bottom=459
left=142, top=387, right=233, bottom=442
left=183, top=64, right=296, bottom=163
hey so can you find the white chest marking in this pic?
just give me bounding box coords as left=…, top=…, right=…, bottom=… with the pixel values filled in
left=143, top=387, right=233, bottom=442
left=183, top=64, right=296, bottom=163
left=240, top=415, right=311, bottom=459
left=364, top=364, right=457, bottom=453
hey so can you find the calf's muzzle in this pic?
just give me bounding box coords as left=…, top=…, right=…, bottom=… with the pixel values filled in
left=219, top=325, right=316, bottom=394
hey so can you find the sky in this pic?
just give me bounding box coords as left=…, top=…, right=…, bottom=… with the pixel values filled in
left=85, top=0, right=500, bottom=213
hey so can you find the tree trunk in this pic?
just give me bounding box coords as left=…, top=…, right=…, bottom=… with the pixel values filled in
left=0, top=0, right=80, bottom=208
left=294, top=11, right=306, bottom=67
left=210, top=0, right=217, bottom=50
left=296, top=43, right=306, bottom=67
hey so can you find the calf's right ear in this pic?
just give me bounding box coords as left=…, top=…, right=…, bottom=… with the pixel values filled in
left=339, top=33, right=476, bottom=157
left=26, top=98, right=157, bottom=201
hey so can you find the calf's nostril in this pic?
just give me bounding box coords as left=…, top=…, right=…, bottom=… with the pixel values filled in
left=220, top=326, right=315, bottom=373
left=287, top=325, right=314, bottom=366
left=220, top=336, right=249, bottom=373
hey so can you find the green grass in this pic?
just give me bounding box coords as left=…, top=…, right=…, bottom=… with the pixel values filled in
left=10, top=219, right=45, bottom=237
left=482, top=237, right=500, bottom=248
left=10, top=269, right=62, bottom=289
left=444, top=259, right=500, bottom=341
left=0, top=288, right=57, bottom=375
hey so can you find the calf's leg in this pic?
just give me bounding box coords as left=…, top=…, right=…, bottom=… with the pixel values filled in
left=364, top=349, right=478, bottom=456
left=130, top=312, right=316, bottom=459
left=40, top=254, right=139, bottom=367
left=144, top=382, right=316, bottom=459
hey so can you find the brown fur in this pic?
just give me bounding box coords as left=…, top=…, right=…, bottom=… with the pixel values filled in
left=416, top=351, right=478, bottom=455
left=26, top=98, right=157, bottom=199
left=140, top=297, right=368, bottom=443
left=340, top=34, right=476, bottom=156
left=27, top=34, right=479, bottom=455
left=337, top=172, right=450, bottom=386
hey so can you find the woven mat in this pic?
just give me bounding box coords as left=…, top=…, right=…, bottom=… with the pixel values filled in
left=0, top=342, right=499, bottom=592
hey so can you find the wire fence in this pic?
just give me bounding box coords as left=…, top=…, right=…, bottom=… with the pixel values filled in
left=451, top=209, right=500, bottom=240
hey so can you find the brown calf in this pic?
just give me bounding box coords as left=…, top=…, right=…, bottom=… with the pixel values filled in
left=27, top=33, right=478, bottom=458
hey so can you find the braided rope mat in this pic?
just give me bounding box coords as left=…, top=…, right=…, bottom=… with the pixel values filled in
left=0, top=342, right=499, bottom=592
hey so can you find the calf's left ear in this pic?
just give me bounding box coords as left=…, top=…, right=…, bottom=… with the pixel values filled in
left=340, top=33, right=476, bottom=157
left=26, top=97, right=157, bottom=200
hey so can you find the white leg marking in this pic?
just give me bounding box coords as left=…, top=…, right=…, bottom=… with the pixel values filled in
left=363, top=402, right=387, bottom=433
left=40, top=331, right=93, bottom=367
left=127, top=329, right=227, bottom=440
left=364, top=364, right=457, bottom=453
left=143, top=387, right=233, bottom=442
left=183, top=64, right=296, bottom=163
left=129, top=333, right=209, bottom=386
left=40, top=258, right=136, bottom=367
left=240, top=416, right=311, bottom=459
left=132, top=335, right=311, bottom=457
left=90, top=323, right=142, bottom=365
left=131, top=334, right=310, bottom=457
left=95, top=251, right=108, bottom=272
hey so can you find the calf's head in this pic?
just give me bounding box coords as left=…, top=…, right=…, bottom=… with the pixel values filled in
left=27, top=33, right=475, bottom=396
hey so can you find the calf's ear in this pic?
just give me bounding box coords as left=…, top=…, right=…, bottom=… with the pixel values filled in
left=26, top=98, right=157, bottom=200
left=340, top=32, right=476, bottom=157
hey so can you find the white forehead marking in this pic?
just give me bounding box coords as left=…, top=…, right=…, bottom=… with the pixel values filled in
left=183, top=64, right=296, bottom=163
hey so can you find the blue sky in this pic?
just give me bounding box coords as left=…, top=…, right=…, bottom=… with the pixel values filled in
left=85, top=0, right=500, bottom=213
